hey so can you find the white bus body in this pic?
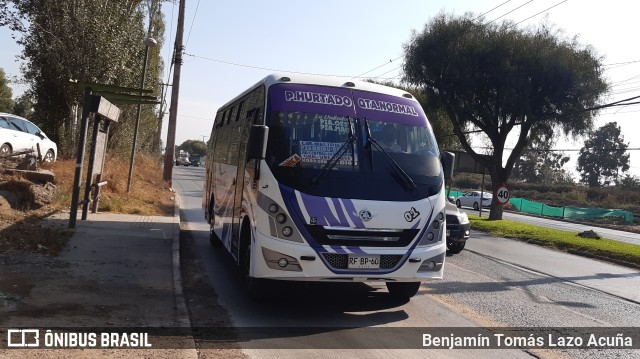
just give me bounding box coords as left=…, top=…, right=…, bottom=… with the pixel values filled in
left=203, top=74, right=450, bottom=299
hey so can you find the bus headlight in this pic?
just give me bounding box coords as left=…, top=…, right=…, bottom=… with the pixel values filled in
left=418, top=210, right=444, bottom=246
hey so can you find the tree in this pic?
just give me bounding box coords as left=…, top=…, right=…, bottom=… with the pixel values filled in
left=577, top=122, right=630, bottom=187
left=512, top=139, right=573, bottom=184
left=177, top=140, right=207, bottom=156
left=0, top=1, right=164, bottom=157
left=0, top=68, right=15, bottom=112
left=618, top=174, right=640, bottom=191
left=403, top=13, right=608, bottom=219
left=12, top=92, right=33, bottom=118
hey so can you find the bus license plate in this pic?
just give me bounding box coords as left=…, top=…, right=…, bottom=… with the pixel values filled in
left=348, top=254, right=380, bottom=269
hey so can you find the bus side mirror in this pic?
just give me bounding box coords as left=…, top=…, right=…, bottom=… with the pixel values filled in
left=247, top=125, right=269, bottom=160
left=441, top=151, right=454, bottom=181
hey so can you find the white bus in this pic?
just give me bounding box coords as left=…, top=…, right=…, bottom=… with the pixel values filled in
left=203, top=74, right=453, bottom=300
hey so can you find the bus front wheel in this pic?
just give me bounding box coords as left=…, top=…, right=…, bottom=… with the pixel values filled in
left=386, top=282, right=421, bottom=299
left=241, top=226, right=264, bottom=300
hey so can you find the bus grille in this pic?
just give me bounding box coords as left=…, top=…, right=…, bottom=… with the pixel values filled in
left=321, top=253, right=403, bottom=270
left=306, top=226, right=419, bottom=247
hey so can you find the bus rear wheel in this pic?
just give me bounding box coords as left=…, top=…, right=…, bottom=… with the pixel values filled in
left=386, top=282, right=421, bottom=299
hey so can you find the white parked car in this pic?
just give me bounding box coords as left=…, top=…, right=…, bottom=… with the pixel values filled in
left=455, top=191, right=492, bottom=210
left=445, top=201, right=470, bottom=254
left=0, top=113, right=57, bottom=162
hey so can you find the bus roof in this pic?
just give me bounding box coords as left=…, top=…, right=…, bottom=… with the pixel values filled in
left=218, top=73, right=417, bottom=111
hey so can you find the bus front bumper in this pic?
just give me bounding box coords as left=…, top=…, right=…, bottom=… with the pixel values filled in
left=252, top=230, right=446, bottom=282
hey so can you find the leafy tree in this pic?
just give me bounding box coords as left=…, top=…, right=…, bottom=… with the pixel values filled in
left=512, top=139, right=573, bottom=184
left=0, top=0, right=164, bottom=157
left=12, top=92, right=33, bottom=118
left=0, top=68, right=15, bottom=112
left=577, top=122, right=630, bottom=187
left=177, top=140, right=207, bottom=156
left=403, top=13, right=608, bottom=219
left=617, top=174, right=640, bottom=191
left=616, top=174, right=640, bottom=191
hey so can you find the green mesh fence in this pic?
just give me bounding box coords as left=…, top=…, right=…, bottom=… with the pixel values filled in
left=509, top=197, right=633, bottom=223
left=448, top=189, right=634, bottom=222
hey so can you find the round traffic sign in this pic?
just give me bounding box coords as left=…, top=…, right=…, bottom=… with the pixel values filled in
left=495, top=184, right=511, bottom=205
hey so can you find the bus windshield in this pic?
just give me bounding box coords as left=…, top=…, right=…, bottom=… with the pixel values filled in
left=265, top=84, right=443, bottom=201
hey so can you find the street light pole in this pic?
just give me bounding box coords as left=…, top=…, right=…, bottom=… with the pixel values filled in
left=127, top=37, right=157, bottom=193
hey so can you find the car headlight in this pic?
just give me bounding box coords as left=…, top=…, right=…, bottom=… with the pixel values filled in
left=457, top=212, right=469, bottom=224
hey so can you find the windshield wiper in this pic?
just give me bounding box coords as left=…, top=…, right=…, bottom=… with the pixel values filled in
left=312, top=117, right=356, bottom=184
left=363, top=118, right=417, bottom=192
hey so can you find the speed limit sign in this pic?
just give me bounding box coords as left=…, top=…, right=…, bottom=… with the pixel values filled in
left=495, top=184, right=511, bottom=205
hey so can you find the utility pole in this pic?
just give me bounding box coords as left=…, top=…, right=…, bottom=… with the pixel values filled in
left=127, top=37, right=157, bottom=193
left=163, top=0, right=186, bottom=185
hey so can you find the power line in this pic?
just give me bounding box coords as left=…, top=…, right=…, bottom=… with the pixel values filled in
left=360, top=1, right=520, bottom=80
left=183, top=52, right=357, bottom=78
left=365, top=0, right=572, bottom=81
left=185, top=0, right=201, bottom=48
left=512, top=0, right=568, bottom=27
left=474, top=0, right=513, bottom=20
left=182, top=50, right=640, bottom=86
left=485, top=0, right=534, bottom=25
left=444, top=95, right=640, bottom=138
left=476, top=146, right=640, bottom=152
left=354, top=55, right=403, bottom=79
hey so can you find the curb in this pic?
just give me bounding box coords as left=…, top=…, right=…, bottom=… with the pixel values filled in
left=171, top=191, right=191, bottom=327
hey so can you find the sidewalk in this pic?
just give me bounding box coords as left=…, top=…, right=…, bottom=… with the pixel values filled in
left=0, top=211, right=197, bottom=358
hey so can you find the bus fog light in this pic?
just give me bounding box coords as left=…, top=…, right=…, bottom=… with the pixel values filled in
left=278, top=258, right=289, bottom=268
left=426, top=232, right=434, bottom=241
left=276, top=213, right=287, bottom=223
left=282, top=226, right=293, bottom=237
left=425, top=261, right=436, bottom=269
left=269, top=204, right=279, bottom=213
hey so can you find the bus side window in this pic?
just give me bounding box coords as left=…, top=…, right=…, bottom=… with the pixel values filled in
left=221, top=110, right=228, bottom=127
left=236, top=101, right=244, bottom=122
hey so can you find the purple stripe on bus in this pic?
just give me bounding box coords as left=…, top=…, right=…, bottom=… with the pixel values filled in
left=299, top=192, right=350, bottom=227
left=331, top=198, right=349, bottom=227
left=341, top=198, right=365, bottom=229
left=279, top=184, right=322, bottom=248
left=331, top=245, right=346, bottom=254
left=411, top=219, right=421, bottom=229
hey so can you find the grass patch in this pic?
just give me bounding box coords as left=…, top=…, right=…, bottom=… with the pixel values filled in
left=469, top=215, right=640, bottom=267
left=47, top=154, right=174, bottom=216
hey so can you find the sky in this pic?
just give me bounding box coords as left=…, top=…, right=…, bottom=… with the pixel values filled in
left=1, top=0, right=639, bottom=178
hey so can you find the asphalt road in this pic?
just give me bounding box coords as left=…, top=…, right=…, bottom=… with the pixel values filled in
left=173, top=166, right=640, bottom=359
